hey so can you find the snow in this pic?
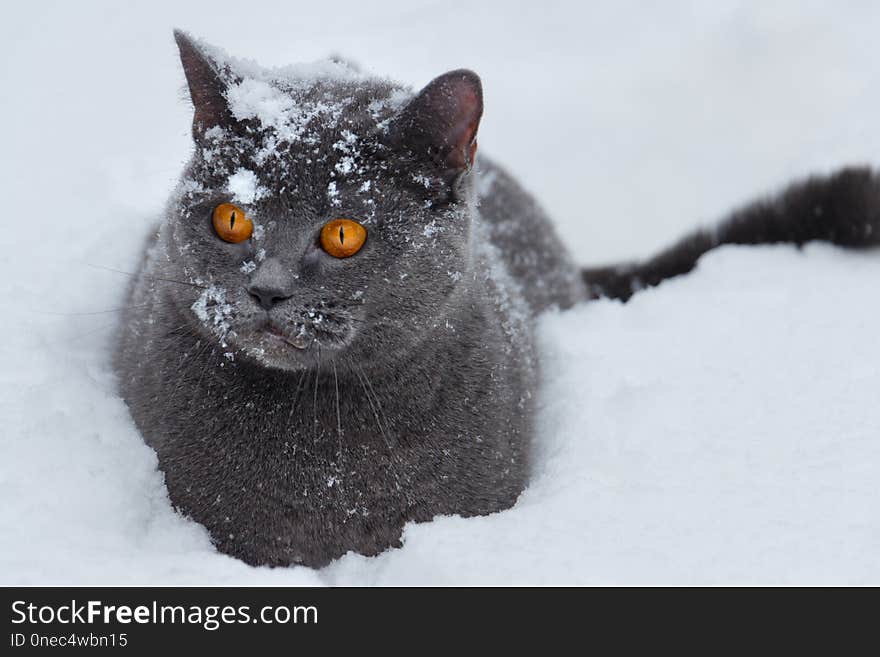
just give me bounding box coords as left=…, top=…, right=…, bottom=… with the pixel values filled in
left=226, top=78, right=297, bottom=127
left=3, top=1, right=880, bottom=585
left=225, top=77, right=348, bottom=144
left=191, top=285, right=234, bottom=345
left=333, top=129, right=361, bottom=176
left=193, top=31, right=368, bottom=89
left=326, top=180, right=340, bottom=206
left=226, top=168, right=266, bottom=204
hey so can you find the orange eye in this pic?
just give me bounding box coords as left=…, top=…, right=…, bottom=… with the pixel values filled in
left=320, top=218, right=367, bottom=258
left=212, top=203, right=253, bottom=243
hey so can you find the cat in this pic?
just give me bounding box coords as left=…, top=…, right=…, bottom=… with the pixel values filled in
left=115, top=30, right=880, bottom=568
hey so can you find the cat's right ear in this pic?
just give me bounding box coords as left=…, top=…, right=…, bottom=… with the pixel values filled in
left=174, top=30, right=236, bottom=143
left=391, top=70, right=483, bottom=177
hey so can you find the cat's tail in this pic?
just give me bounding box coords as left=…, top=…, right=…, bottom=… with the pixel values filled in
left=582, top=166, right=880, bottom=301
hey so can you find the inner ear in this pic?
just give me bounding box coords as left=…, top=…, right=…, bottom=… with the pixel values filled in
left=174, top=30, right=236, bottom=142
left=393, top=69, right=483, bottom=173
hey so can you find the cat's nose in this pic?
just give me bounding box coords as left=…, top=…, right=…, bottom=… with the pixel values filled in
left=246, top=257, right=294, bottom=310
left=247, top=284, right=292, bottom=311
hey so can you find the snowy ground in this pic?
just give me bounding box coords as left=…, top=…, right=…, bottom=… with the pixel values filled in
left=3, top=1, right=880, bottom=584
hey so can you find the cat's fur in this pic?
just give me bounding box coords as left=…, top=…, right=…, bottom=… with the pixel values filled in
left=116, top=32, right=880, bottom=568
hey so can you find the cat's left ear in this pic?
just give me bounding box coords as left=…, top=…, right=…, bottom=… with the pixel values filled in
left=174, top=29, right=237, bottom=143
left=392, top=70, right=483, bottom=175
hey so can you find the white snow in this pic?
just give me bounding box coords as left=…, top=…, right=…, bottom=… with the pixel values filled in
left=191, top=285, right=234, bottom=344
left=3, top=1, right=880, bottom=585
left=333, top=129, right=360, bottom=176
left=226, top=78, right=297, bottom=127
left=226, top=168, right=266, bottom=204
left=326, top=180, right=340, bottom=205
left=422, top=220, right=444, bottom=238
left=226, top=78, right=346, bottom=144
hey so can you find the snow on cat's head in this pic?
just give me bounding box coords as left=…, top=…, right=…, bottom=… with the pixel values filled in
left=162, top=31, right=483, bottom=372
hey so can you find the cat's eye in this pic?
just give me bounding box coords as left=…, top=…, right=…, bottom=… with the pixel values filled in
left=320, top=218, right=367, bottom=258
left=212, top=203, right=253, bottom=243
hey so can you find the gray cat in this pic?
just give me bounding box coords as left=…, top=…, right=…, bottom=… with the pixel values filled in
left=116, top=31, right=880, bottom=568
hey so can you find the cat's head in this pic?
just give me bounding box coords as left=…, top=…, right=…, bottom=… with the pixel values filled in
left=163, top=31, right=482, bottom=373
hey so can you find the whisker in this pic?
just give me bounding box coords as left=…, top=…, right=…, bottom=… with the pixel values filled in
left=85, top=263, right=207, bottom=290
left=67, top=320, right=124, bottom=344
left=159, top=338, right=213, bottom=419
left=330, top=359, right=349, bottom=505
left=332, top=360, right=343, bottom=441
left=353, top=361, right=409, bottom=503
left=288, top=367, right=310, bottom=427
left=34, top=303, right=154, bottom=317
left=312, top=355, right=321, bottom=443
